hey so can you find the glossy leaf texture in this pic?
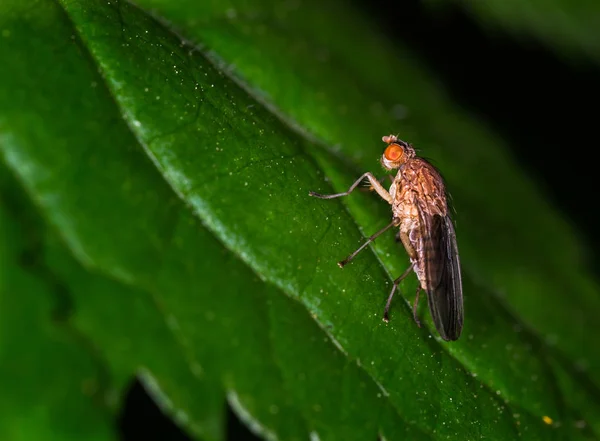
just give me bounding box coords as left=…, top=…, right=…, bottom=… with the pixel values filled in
left=0, top=0, right=599, bottom=440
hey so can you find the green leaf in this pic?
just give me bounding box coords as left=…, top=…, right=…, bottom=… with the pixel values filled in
left=42, top=221, right=228, bottom=441
left=123, top=1, right=600, bottom=383
left=1, top=0, right=599, bottom=440
left=0, top=172, right=114, bottom=441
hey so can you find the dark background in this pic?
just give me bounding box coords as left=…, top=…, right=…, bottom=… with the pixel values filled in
left=119, top=1, right=600, bottom=439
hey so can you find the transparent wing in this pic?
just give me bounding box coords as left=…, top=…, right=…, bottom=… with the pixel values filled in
left=416, top=205, right=464, bottom=341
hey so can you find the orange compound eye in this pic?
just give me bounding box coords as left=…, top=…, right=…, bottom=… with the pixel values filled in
left=384, top=144, right=404, bottom=162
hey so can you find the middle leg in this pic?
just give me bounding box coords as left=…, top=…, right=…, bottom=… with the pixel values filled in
left=338, top=219, right=398, bottom=268
left=383, top=262, right=415, bottom=322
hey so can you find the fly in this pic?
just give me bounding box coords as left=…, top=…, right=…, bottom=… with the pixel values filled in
left=309, top=135, right=464, bottom=341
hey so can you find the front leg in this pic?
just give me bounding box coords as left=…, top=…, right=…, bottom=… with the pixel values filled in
left=309, top=172, right=393, bottom=204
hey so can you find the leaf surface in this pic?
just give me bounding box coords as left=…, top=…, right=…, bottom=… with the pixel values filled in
left=0, top=172, right=114, bottom=441
left=0, top=0, right=598, bottom=440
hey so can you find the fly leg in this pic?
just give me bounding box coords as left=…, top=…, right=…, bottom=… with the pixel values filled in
left=310, top=172, right=395, bottom=266
left=399, top=232, right=424, bottom=327
left=361, top=175, right=394, bottom=193
left=337, top=218, right=399, bottom=268
left=383, top=230, right=419, bottom=322
left=383, top=262, right=414, bottom=322
left=309, top=172, right=393, bottom=204
left=412, top=287, right=422, bottom=328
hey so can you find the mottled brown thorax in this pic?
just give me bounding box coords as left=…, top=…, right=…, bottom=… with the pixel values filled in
left=389, top=158, right=447, bottom=230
